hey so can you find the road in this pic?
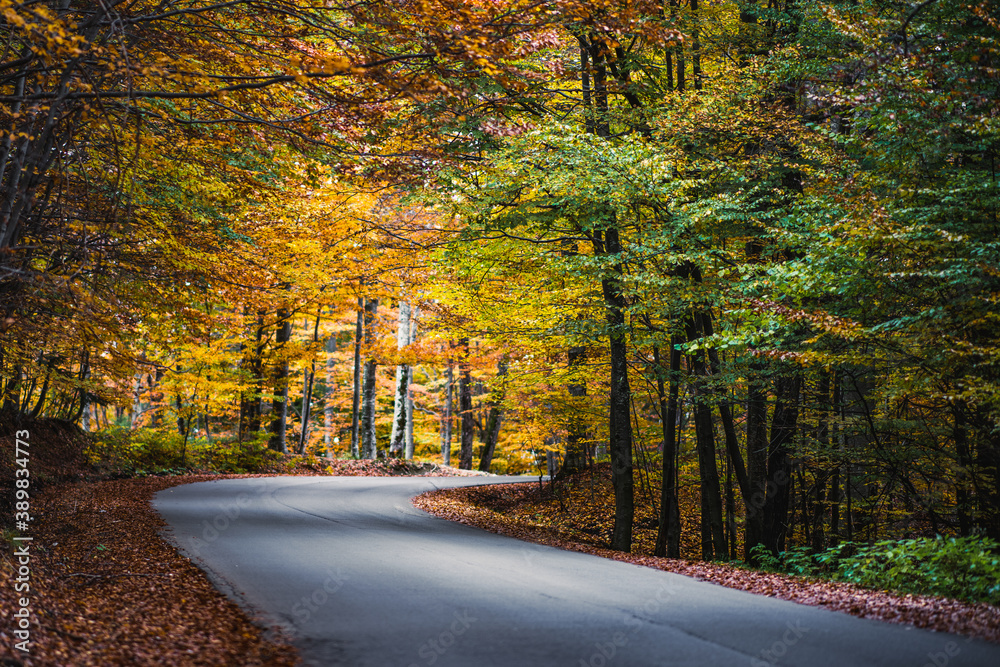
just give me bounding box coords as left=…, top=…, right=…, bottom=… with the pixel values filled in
left=154, top=476, right=999, bottom=666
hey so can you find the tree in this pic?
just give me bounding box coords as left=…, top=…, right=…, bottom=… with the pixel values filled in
left=359, top=298, right=380, bottom=459
left=389, top=300, right=413, bottom=457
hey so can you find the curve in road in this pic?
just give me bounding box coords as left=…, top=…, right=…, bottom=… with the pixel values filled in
left=154, top=476, right=1000, bottom=666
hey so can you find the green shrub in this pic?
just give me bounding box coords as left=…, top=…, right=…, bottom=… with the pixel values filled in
left=750, top=537, right=1000, bottom=605
left=749, top=544, right=784, bottom=571
left=781, top=546, right=821, bottom=577
left=830, top=536, right=1000, bottom=605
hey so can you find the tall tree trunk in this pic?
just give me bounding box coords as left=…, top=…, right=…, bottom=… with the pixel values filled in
left=701, top=312, right=750, bottom=502
left=240, top=309, right=266, bottom=441
left=597, top=226, right=634, bottom=553
left=477, top=410, right=504, bottom=473
left=578, top=32, right=632, bottom=552
left=688, top=317, right=727, bottom=560
left=359, top=298, right=379, bottom=459
left=673, top=0, right=686, bottom=92
left=560, top=344, right=590, bottom=477
left=478, top=358, right=509, bottom=472
left=404, top=305, right=418, bottom=459
left=389, top=300, right=412, bottom=458
left=811, top=370, right=832, bottom=551
left=300, top=367, right=315, bottom=453
left=442, top=358, right=454, bottom=466
left=694, top=398, right=727, bottom=559
left=27, top=362, right=52, bottom=419
left=350, top=298, right=363, bottom=458
left=131, top=374, right=144, bottom=430
left=299, top=313, right=321, bottom=454
left=324, top=333, right=337, bottom=455
left=559, top=239, right=589, bottom=477
left=726, top=450, right=737, bottom=559
left=175, top=394, right=187, bottom=436
left=577, top=36, right=596, bottom=136
left=458, top=338, right=474, bottom=469
left=744, top=368, right=769, bottom=562
left=654, top=339, right=682, bottom=557
left=954, top=405, right=973, bottom=536
left=691, top=0, right=702, bottom=90
left=269, top=306, right=292, bottom=454
left=762, top=373, right=801, bottom=554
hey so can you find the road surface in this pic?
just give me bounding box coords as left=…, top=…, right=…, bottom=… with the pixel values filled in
left=154, top=476, right=1000, bottom=666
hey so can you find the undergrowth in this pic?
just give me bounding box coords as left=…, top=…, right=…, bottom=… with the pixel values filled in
left=86, top=427, right=285, bottom=475
left=749, top=537, right=1000, bottom=605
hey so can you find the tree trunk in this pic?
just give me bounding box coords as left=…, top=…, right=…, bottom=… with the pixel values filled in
left=654, top=340, right=682, bottom=557
left=442, top=358, right=454, bottom=466
left=389, top=300, right=412, bottom=458
left=268, top=306, right=292, bottom=454
left=673, top=0, right=686, bottom=92
left=176, top=394, right=187, bottom=436
left=404, top=305, right=418, bottom=459
left=578, top=32, right=632, bottom=551
left=300, top=366, right=315, bottom=453
left=299, top=313, right=321, bottom=454
left=694, top=398, right=727, bottom=559
left=350, top=298, right=364, bottom=458
left=687, top=315, right=727, bottom=560
left=726, top=449, right=737, bottom=560
left=27, top=364, right=51, bottom=419
left=597, top=226, right=634, bottom=553
left=478, top=358, right=508, bottom=472
left=240, top=309, right=266, bottom=441
left=691, top=0, right=702, bottom=90
left=324, top=333, right=337, bottom=455
left=811, top=370, right=832, bottom=551
left=744, top=369, right=769, bottom=562
left=762, top=373, right=801, bottom=554
left=359, top=298, right=379, bottom=459
left=458, top=338, right=474, bottom=469
left=560, top=344, right=590, bottom=476
left=559, top=240, right=589, bottom=478
left=955, top=406, right=973, bottom=537
left=701, top=312, right=750, bottom=502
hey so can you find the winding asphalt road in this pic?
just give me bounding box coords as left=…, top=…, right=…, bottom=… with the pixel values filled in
left=154, top=476, right=1000, bottom=666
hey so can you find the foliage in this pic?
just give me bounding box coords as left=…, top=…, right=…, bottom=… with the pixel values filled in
left=751, top=537, right=1000, bottom=606
left=828, top=537, right=1000, bottom=606
left=86, top=428, right=281, bottom=475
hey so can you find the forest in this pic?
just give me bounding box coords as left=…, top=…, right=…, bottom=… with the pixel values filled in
left=2, top=0, right=999, bottom=565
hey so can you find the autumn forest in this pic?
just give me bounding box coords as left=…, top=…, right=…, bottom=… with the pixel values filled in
left=2, top=0, right=999, bottom=567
